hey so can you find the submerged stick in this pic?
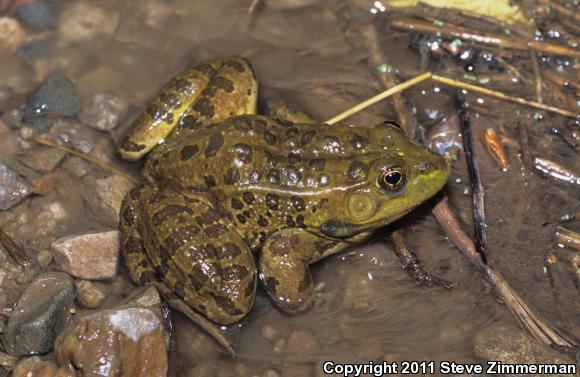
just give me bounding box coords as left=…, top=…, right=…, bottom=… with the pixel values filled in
left=456, top=93, right=488, bottom=257
left=432, top=198, right=577, bottom=348
left=555, top=226, right=580, bottom=252
left=31, top=136, right=138, bottom=184
left=0, top=226, right=30, bottom=267
left=324, top=72, right=432, bottom=125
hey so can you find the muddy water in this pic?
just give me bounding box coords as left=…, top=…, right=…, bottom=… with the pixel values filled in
left=1, top=0, right=579, bottom=376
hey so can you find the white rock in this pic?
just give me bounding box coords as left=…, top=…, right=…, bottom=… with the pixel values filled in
left=57, top=2, right=119, bottom=43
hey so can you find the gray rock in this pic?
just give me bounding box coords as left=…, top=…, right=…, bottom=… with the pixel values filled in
left=2, top=272, right=74, bottom=357
left=0, top=163, right=32, bottom=210
left=15, top=1, right=55, bottom=30
left=24, top=72, right=81, bottom=122
left=79, top=93, right=127, bottom=131
left=51, top=230, right=120, bottom=280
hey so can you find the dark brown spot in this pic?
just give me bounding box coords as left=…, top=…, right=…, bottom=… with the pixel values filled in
left=122, top=206, right=136, bottom=226
left=124, top=236, right=144, bottom=254
left=236, top=214, right=246, bottom=224
left=270, top=233, right=298, bottom=256
left=193, top=97, right=215, bottom=118
left=318, top=173, right=330, bottom=186
left=264, top=151, right=278, bottom=166
left=291, top=196, right=306, bottom=211
left=347, top=160, right=369, bottom=182
left=174, top=281, right=186, bottom=300
left=263, top=130, right=277, bottom=145
left=181, top=115, right=202, bottom=129
left=284, top=215, right=295, bottom=227
left=204, top=175, right=216, bottom=187
left=195, top=210, right=219, bottom=225
left=231, top=197, right=244, bottom=210
left=265, top=194, right=280, bottom=210
left=213, top=76, right=235, bottom=93
left=205, top=133, right=224, bottom=158
left=254, top=119, right=267, bottom=129
left=220, top=242, right=242, bottom=258
left=129, top=187, right=140, bottom=200
left=298, top=271, right=312, bottom=292
left=232, top=117, right=253, bottom=132
left=147, top=104, right=162, bottom=119
left=265, top=276, right=279, bottom=293
left=148, top=192, right=168, bottom=204
left=282, top=165, right=301, bottom=186
left=350, top=135, right=369, bottom=149
left=224, top=167, right=240, bottom=185
left=243, top=210, right=252, bottom=219
left=257, top=215, right=268, bottom=227
left=285, top=127, right=299, bottom=138
left=120, top=137, right=146, bottom=152
left=242, top=192, right=255, bottom=204
left=267, top=169, right=280, bottom=184
left=164, top=225, right=200, bottom=251
left=180, top=144, right=200, bottom=161
left=244, top=277, right=256, bottom=297
left=249, top=170, right=261, bottom=184
left=169, top=77, right=193, bottom=92
left=233, top=143, right=253, bottom=164
left=308, top=158, right=326, bottom=171
left=225, top=59, right=245, bottom=72
left=152, top=205, right=193, bottom=226
left=160, top=92, right=180, bottom=108
left=205, top=223, right=227, bottom=237
left=214, top=296, right=242, bottom=315
left=323, top=135, right=342, bottom=153
left=222, top=265, right=249, bottom=280
left=296, top=214, right=306, bottom=228
left=300, top=130, right=316, bottom=146
left=287, top=152, right=301, bottom=164
left=195, top=63, right=217, bottom=77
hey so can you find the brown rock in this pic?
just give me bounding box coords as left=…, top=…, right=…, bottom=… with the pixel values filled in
left=75, top=280, right=106, bottom=309
left=0, top=17, right=24, bottom=56
left=51, top=230, right=119, bottom=280
left=12, top=357, right=74, bottom=377
left=31, top=171, right=62, bottom=196
left=286, top=329, right=319, bottom=355
left=54, top=306, right=168, bottom=377
left=0, top=119, right=20, bottom=158
left=22, top=148, right=66, bottom=174
left=94, top=175, right=134, bottom=224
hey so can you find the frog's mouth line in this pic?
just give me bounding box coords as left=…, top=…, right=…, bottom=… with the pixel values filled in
left=319, top=208, right=413, bottom=239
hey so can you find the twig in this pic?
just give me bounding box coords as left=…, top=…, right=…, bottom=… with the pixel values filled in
left=31, top=136, right=138, bottom=184
left=456, top=92, right=488, bottom=258
left=530, top=51, right=543, bottom=104
left=324, top=72, right=432, bottom=125
left=0, top=226, right=30, bottom=267
left=533, top=156, right=580, bottom=187
left=432, top=198, right=578, bottom=349
left=431, top=74, right=578, bottom=118
left=248, top=0, right=261, bottom=14
left=555, top=226, right=580, bottom=252
left=359, top=23, right=418, bottom=138
left=390, top=17, right=580, bottom=58
left=517, top=122, right=533, bottom=171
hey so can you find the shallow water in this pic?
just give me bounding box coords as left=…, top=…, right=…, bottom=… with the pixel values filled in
left=1, top=0, right=579, bottom=376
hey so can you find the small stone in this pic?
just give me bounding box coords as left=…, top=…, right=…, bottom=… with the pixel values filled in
left=36, top=249, right=53, bottom=268
left=54, top=306, right=168, bottom=376
left=51, top=230, right=119, bottom=280
left=0, top=163, right=32, bottom=210
left=24, top=72, right=81, bottom=121
left=12, top=357, right=73, bottom=377
left=75, top=280, right=105, bottom=309
left=273, top=337, right=286, bottom=353
left=262, top=370, right=280, bottom=377
left=30, top=171, right=61, bottom=196
left=15, top=1, right=55, bottom=30
left=0, top=17, right=24, bottom=56
left=286, top=329, right=319, bottom=355
left=61, top=156, right=89, bottom=178
left=0, top=119, right=21, bottom=158
left=124, top=286, right=162, bottom=308
left=261, top=324, right=277, bottom=340
left=281, top=365, right=313, bottom=377
left=93, top=175, right=134, bottom=224
left=57, top=2, right=119, bottom=43
left=2, top=272, right=74, bottom=357
left=22, top=148, right=66, bottom=173
left=79, top=92, right=127, bottom=131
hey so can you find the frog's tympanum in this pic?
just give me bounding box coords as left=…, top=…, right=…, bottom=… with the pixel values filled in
left=118, top=57, right=450, bottom=325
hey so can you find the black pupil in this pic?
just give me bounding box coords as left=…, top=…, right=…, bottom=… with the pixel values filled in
left=385, top=171, right=402, bottom=186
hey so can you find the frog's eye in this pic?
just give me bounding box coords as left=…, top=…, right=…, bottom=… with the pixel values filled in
left=377, top=166, right=406, bottom=193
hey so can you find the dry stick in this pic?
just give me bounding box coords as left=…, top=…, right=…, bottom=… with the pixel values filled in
left=324, top=72, right=432, bottom=125
left=432, top=199, right=577, bottom=348
left=359, top=23, right=418, bottom=138
left=431, top=75, right=578, bottom=118
left=456, top=93, right=488, bottom=257
left=31, top=136, right=138, bottom=184
left=530, top=51, right=543, bottom=104
left=390, top=17, right=580, bottom=58
left=0, top=226, right=30, bottom=267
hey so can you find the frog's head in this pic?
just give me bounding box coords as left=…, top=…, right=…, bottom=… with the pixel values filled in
left=318, top=122, right=450, bottom=239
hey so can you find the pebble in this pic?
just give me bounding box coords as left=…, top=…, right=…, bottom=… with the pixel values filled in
left=262, top=370, right=280, bottom=377
left=30, top=170, right=61, bottom=196
left=124, top=285, right=162, bottom=308
left=12, top=357, right=73, bottom=377
left=57, top=2, right=119, bottom=43
left=35, top=249, right=53, bottom=268
left=2, top=272, right=74, bottom=357
left=75, top=280, right=106, bottom=309
left=261, top=324, right=277, bottom=340
left=474, top=322, right=574, bottom=370
left=286, top=329, right=319, bottom=355
left=0, top=163, right=32, bottom=210
left=79, top=92, right=127, bottom=131
left=15, top=1, right=55, bottom=30
left=54, top=306, right=168, bottom=376
left=24, top=72, right=81, bottom=122
left=0, top=119, right=21, bottom=158
left=51, top=230, right=120, bottom=280
left=0, top=17, right=24, bottom=55
left=93, top=175, right=134, bottom=224
left=22, top=148, right=66, bottom=173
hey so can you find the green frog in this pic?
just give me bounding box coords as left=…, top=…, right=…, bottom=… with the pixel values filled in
left=118, top=56, right=450, bottom=327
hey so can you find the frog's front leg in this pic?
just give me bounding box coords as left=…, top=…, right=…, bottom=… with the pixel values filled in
left=260, top=229, right=350, bottom=313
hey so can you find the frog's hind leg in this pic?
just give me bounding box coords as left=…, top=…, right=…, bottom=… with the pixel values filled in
left=260, top=228, right=350, bottom=313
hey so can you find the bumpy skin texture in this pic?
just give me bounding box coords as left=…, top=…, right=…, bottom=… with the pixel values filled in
left=119, top=56, right=450, bottom=325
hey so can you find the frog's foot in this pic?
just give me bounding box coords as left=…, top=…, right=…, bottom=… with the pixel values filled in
left=260, top=228, right=347, bottom=313
left=266, top=100, right=316, bottom=124
left=390, top=230, right=455, bottom=289
left=138, top=187, right=257, bottom=325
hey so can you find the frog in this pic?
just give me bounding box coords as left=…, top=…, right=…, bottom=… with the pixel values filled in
left=118, top=56, right=450, bottom=329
